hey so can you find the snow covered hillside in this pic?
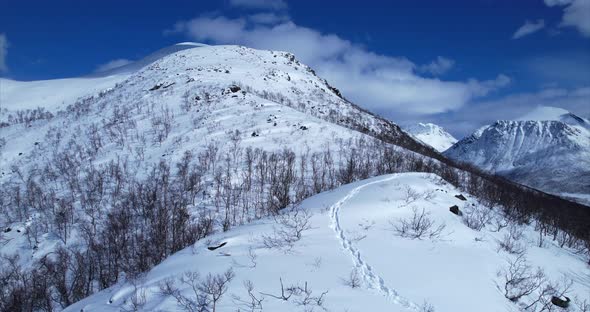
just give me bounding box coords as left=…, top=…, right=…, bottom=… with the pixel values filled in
left=404, top=123, right=457, bottom=152
left=64, top=173, right=590, bottom=312
left=444, top=107, right=590, bottom=204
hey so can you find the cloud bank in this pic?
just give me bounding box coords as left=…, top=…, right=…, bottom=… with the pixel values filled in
left=170, top=15, right=509, bottom=116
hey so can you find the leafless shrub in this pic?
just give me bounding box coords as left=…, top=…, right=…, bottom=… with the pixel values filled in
left=490, top=213, right=509, bottom=232
left=199, top=269, right=235, bottom=312
left=159, top=269, right=234, bottom=312
left=524, top=274, right=573, bottom=311
left=499, top=254, right=546, bottom=302
left=498, top=225, right=527, bottom=255
left=420, top=300, right=436, bottom=312
left=231, top=280, right=264, bottom=312
left=390, top=207, right=446, bottom=240
left=462, top=205, right=494, bottom=231
left=260, top=278, right=328, bottom=310
left=574, top=297, right=590, bottom=312
left=261, top=208, right=312, bottom=250
left=341, top=268, right=362, bottom=289
left=159, top=273, right=208, bottom=312
left=231, top=247, right=258, bottom=269
left=121, top=281, right=147, bottom=312
left=400, top=186, right=420, bottom=206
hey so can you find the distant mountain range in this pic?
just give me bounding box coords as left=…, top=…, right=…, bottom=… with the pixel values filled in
left=444, top=106, right=590, bottom=204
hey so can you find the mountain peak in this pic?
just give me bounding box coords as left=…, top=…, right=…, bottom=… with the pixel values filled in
left=404, top=123, right=457, bottom=152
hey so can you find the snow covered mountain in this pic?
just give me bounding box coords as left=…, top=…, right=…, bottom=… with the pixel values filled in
left=1, top=44, right=425, bottom=184
left=404, top=122, right=457, bottom=152
left=1, top=45, right=589, bottom=312
left=0, top=43, right=435, bottom=278
left=444, top=106, right=590, bottom=203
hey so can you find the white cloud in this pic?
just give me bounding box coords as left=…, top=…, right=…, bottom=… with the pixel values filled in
left=171, top=15, right=509, bottom=116
left=95, top=58, right=133, bottom=73
left=0, top=33, right=8, bottom=72
left=229, top=0, right=287, bottom=10
left=419, top=56, right=455, bottom=76
left=512, top=19, right=545, bottom=39
left=545, top=0, right=590, bottom=37
left=561, top=0, right=590, bottom=37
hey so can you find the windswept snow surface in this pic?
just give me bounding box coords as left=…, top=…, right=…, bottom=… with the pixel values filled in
left=404, top=123, right=457, bottom=152
left=64, top=173, right=589, bottom=312
left=445, top=107, right=590, bottom=202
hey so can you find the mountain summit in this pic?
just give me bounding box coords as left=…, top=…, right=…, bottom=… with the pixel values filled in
left=404, top=122, right=457, bottom=152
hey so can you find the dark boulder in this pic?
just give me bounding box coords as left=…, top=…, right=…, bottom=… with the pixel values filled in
left=3, top=227, right=11, bottom=233
left=551, top=296, right=570, bottom=308
left=207, top=242, right=227, bottom=251
left=455, top=194, right=467, bottom=201
left=149, top=83, right=162, bottom=91
left=229, top=85, right=241, bottom=93
left=449, top=205, right=462, bottom=216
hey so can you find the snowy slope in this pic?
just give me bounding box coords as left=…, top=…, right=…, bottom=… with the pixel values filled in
left=404, top=122, right=457, bottom=152
left=63, top=173, right=590, bottom=312
left=0, top=44, right=425, bottom=269
left=445, top=107, right=590, bottom=203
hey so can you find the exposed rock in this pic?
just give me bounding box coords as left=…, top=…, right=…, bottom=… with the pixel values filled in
left=207, top=242, right=227, bottom=251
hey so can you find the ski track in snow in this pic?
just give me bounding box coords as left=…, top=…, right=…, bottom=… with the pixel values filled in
left=329, top=176, right=421, bottom=311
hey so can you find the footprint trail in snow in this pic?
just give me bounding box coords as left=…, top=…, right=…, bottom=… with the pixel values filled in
left=329, top=176, right=421, bottom=311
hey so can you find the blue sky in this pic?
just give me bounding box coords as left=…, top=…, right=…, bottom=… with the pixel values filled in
left=1, top=0, right=589, bottom=135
